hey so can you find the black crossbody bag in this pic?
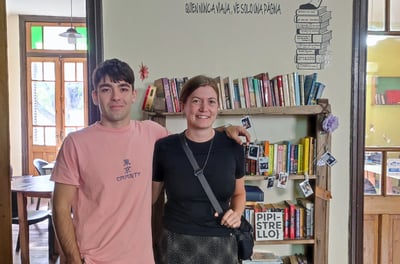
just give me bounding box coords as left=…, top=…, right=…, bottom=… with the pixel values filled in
left=179, top=133, right=254, bottom=261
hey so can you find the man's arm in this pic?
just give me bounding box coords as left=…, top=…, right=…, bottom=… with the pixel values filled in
left=216, top=125, right=251, bottom=145
left=52, top=182, right=82, bottom=264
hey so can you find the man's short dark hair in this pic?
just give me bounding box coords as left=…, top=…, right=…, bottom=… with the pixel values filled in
left=92, top=58, right=135, bottom=90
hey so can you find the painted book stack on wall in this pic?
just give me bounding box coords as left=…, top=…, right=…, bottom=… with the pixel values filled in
left=294, top=5, right=332, bottom=70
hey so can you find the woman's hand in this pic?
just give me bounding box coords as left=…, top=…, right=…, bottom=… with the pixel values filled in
left=220, top=209, right=242, bottom=229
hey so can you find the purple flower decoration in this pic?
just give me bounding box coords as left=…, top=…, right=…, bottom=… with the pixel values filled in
left=322, top=114, right=339, bottom=133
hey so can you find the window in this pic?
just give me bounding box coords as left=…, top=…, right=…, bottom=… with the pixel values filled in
left=27, top=22, right=87, bottom=51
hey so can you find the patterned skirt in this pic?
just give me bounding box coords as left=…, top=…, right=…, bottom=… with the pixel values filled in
left=154, top=228, right=239, bottom=264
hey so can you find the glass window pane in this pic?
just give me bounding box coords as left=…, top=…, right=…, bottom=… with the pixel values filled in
left=390, top=0, right=400, bottom=31
left=76, top=27, right=87, bottom=38
left=75, top=27, right=88, bottom=50
left=64, top=63, right=76, bottom=81
left=65, top=127, right=84, bottom=138
left=368, top=0, right=385, bottom=31
left=30, top=24, right=87, bottom=51
left=31, top=62, right=43, bottom=81
left=364, top=151, right=382, bottom=195
left=43, top=62, right=55, bottom=81
left=65, top=127, right=77, bottom=135
left=32, top=81, right=55, bottom=126
left=31, top=26, right=43, bottom=49
left=43, top=26, right=75, bottom=50
left=386, top=153, right=400, bottom=195
left=76, top=63, right=83, bottom=81
left=33, top=126, right=44, bottom=145
left=45, top=127, right=57, bottom=146
left=65, top=82, right=84, bottom=126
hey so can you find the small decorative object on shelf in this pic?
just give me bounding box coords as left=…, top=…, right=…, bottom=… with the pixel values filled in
left=322, top=113, right=339, bottom=133
left=139, top=62, right=149, bottom=81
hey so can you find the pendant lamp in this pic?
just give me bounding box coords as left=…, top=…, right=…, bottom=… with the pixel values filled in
left=59, top=0, right=82, bottom=44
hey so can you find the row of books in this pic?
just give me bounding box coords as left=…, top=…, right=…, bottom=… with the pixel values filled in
left=217, top=72, right=325, bottom=110
left=374, top=90, right=400, bottom=105
left=244, top=136, right=316, bottom=177
left=142, top=77, right=189, bottom=112
left=145, top=72, right=325, bottom=113
left=281, top=254, right=309, bottom=264
left=244, top=198, right=314, bottom=241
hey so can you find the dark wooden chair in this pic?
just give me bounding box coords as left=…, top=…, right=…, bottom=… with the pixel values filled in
left=11, top=186, right=55, bottom=257
left=33, top=158, right=49, bottom=175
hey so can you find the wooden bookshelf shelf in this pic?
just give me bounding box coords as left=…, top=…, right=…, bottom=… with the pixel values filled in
left=145, top=99, right=330, bottom=117
left=254, top=239, right=315, bottom=245
left=244, top=175, right=317, bottom=181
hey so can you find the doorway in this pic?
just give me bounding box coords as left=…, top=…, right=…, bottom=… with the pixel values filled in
left=20, top=17, right=88, bottom=175
left=363, top=1, right=400, bottom=260
left=27, top=57, right=88, bottom=173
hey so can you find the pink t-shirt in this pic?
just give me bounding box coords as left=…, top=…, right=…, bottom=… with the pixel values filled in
left=51, top=120, right=168, bottom=264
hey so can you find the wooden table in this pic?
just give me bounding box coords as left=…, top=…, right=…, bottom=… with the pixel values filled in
left=11, top=175, right=54, bottom=264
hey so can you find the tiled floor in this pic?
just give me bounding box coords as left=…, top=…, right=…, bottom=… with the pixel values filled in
left=12, top=198, right=59, bottom=264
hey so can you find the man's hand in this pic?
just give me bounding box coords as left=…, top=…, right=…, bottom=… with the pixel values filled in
left=225, top=125, right=251, bottom=145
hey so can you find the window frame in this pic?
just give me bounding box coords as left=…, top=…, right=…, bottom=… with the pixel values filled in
left=25, top=21, right=87, bottom=53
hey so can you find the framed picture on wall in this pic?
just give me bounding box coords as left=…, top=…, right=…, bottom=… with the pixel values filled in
left=371, top=76, right=400, bottom=105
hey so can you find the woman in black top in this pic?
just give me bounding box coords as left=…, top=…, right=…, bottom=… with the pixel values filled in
left=152, top=75, right=246, bottom=264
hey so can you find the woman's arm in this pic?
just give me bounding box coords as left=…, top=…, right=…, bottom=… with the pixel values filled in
left=152, top=181, right=164, bottom=204
left=220, top=177, right=246, bottom=228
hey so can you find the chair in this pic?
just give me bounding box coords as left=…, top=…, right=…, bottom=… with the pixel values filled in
left=33, top=158, right=50, bottom=210
left=11, top=191, right=55, bottom=257
left=33, top=158, right=50, bottom=175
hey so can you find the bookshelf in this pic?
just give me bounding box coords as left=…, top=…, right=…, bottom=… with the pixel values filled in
left=145, top=99, right=331, bottom=264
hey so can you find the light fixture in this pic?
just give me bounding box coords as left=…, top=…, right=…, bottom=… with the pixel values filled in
left=59, top=0, right=82, bottom=44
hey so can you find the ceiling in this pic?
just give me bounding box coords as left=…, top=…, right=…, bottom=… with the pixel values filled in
left=5, top=0, right=86, bottom=17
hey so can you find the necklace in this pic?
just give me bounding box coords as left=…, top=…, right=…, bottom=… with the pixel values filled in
left=183, top=134, right=214, bottom=170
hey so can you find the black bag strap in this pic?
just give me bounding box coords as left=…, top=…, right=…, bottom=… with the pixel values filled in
left=179, top=132, right=223, bottom=214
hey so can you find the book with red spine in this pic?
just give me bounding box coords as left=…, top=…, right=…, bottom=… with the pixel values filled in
left=169, top=78, right=181, bottom=112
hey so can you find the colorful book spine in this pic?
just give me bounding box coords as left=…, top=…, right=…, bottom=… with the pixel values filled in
left=301, top=137, right=310, bottom=175
left=269, top=144, right=275, bottom=176
left=263, top=140, right=270, bottom=176
left=245, top=185, right=264, bottom=202
left=242, top=77, right=251, bottom=108
left=284, top=200, right=296, bottom=239
left=161, top=78, right=174, bottom=112
left=169, top=79, right=180, bottom=112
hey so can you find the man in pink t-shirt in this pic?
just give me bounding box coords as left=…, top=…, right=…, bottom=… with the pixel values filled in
left=51, top=58, right=169, bottom=264
left=51, top=58, right=249, bottom=264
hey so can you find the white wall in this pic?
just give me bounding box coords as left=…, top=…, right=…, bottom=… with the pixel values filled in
left=7, top=15, right=22, bottom=175
left=103, top=0, right=352, bottom=263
